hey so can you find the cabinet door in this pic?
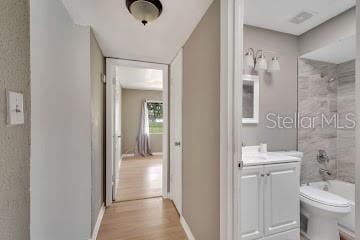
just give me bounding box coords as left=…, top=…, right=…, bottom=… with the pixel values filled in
left=239, top=166, right=264, bottom=240
left=263, top=163, right=300, bottom=236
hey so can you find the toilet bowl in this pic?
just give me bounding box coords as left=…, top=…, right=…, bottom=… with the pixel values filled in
left=300, top=186, right=351, bottom=240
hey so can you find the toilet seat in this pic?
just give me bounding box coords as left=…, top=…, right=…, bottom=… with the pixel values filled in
left=300, top=186, right=351, bottom=213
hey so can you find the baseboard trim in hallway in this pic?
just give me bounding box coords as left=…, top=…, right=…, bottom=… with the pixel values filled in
left=180, top=216, right=196, bottom=240
left=90, top=203, right=105, bottom=240
left=121, top=152, right=163, bottom=158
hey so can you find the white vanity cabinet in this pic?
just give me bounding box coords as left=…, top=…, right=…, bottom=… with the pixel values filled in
left=239, top=166, right=264, bottom=240
left=239, top=162, right=300, bottom=240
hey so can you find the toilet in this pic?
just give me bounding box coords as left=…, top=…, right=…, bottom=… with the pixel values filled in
left=300, top=185, right=352, bottom=240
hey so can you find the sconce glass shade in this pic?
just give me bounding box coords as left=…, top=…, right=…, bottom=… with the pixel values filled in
left=268, top=57, right=280, bottom=72
left=255, top=55, right=267, bottom=71
left=244, top=52, right=255, bottom=68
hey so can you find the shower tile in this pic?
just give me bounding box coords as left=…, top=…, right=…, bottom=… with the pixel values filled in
left=297, top=59, right=356, bottom=183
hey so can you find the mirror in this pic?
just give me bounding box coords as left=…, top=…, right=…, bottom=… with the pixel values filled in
left=243, top=75, right=259, bottom=124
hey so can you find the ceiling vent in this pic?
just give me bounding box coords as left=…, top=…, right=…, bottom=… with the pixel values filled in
left=290, top=11, right=314, bottom=24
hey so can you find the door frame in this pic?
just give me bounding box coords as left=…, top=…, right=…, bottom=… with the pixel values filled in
left=356, top=2, right=360, bottom=238
left=220, top=0, right=243, bottom=239
left=106, top=58, right=169, bottom=206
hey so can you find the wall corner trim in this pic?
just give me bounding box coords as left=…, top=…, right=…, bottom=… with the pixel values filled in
left=180, top=216, right=196, bottom=240
left=90, top=203, right=105, bottom=240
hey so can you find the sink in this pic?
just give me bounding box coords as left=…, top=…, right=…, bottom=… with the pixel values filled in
left=243, top=154, right=267, bottom=164
left=242, top=146, right=301, bottom=166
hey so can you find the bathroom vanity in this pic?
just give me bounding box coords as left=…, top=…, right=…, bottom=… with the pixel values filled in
left=239, top=147, right=302, bottom=240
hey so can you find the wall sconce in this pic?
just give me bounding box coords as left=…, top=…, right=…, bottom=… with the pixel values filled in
left=244, top=48, right=280, bottom=73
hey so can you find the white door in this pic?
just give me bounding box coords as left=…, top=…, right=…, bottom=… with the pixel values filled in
left=264, top=163, right=300, bottom=236
left=113, top=84, right=121, bottom=198
left=170, top=49, right=183, bottom=214
left=239, top=166, right=264, bottom=240
left=106, top=59, right=116, bottom=206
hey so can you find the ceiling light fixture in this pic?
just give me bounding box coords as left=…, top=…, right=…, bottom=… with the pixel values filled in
left=244, top=48, right=280, bottom=73
left=126, top=0, right=163, bottom=26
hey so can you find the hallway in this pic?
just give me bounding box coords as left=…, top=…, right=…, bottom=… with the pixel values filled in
left=97, top=198, right=187, bottom=240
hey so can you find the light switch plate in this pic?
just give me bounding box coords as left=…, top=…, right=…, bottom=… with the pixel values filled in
left=6, top=90, right=24, bottom=126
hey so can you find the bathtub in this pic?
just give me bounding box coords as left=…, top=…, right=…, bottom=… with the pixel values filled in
left=308, top=180, right=355, bottom=236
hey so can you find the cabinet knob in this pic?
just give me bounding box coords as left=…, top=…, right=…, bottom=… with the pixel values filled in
left=260, top=174, right=265, bottom=177
left=266, top=173, right=271, bottom=176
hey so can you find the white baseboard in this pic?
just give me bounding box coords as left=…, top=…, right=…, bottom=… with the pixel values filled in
left=180, top=216, right=195, bottom=240
left=90, top=204, right=105, bottom=240
left=153, top=152, right=163, bottom=156
left=122, top=152, right=163, bottom=158
left=121, top=153, right=135, bottom=158
left=163, top=191, right=171, bottom=199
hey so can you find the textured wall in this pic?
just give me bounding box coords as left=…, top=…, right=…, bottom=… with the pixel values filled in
left=0, top=1, right=30, bottom=239
left=182, top=0, right=220, bottom=239
left=337, top=60, right=355, bottom=183
left=242, top=25, right=298, bottom=150
left=298, top=59, right=356, bottom=184
left=121, top=89, right=163, bottom=154
left=90, top=30, right=105, bottom=232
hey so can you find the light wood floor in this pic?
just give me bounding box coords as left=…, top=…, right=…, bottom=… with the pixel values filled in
left=115, top=155, right=162, bottom=202
left=97, top=198, right=187, bottom=240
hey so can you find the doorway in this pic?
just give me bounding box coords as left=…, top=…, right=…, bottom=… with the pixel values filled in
left=106, top=59, right=169, bottom=205
left=221, top=1, right=359, bottom=239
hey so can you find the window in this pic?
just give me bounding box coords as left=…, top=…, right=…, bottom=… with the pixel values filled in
left=147, top=101, right=163, bottom=134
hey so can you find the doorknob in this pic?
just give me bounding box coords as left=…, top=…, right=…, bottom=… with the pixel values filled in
left=174, top=141, right=181, bottom=146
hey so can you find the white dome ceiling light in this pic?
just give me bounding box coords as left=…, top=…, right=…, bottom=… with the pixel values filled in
left=126, top=0, right=163, bottom=26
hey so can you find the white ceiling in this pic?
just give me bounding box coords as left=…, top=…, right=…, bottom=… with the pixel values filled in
left=244, top=0, right=356, bottom=36
left=117, top=66, right=163, bottom=91
left=301, top=35, right=355, bottom=64
left=61, top=0, right=213, bottom=64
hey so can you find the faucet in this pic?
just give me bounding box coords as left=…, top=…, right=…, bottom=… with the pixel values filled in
left=319, top=168, right=332, bottom=176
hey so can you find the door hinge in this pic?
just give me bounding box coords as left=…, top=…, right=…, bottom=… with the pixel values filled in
left=101, top=73, right=106, bottom=84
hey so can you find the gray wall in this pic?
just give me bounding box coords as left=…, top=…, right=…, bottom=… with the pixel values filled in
left=242, top=25, right=298, bottom=150
left=0, top=1, right=30, bottom=239
left=90, top=30, right=106, bottom=232
left=299, top=8, right=356, bottom=55
left=298, top=59, right=356, bottom=184
left=182, top=0, right=220, bottom=239
left=121, top=89, right=163, bottom=154
left=30, top=0, right=92, bottom=239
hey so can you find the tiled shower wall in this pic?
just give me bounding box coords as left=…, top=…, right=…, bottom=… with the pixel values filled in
left=298, top=59, right=355, bottom=184
left=336, top=60, right=356, bottom=183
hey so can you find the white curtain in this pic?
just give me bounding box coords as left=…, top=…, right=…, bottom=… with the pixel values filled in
left=136, top=101, right=152, bottom=156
